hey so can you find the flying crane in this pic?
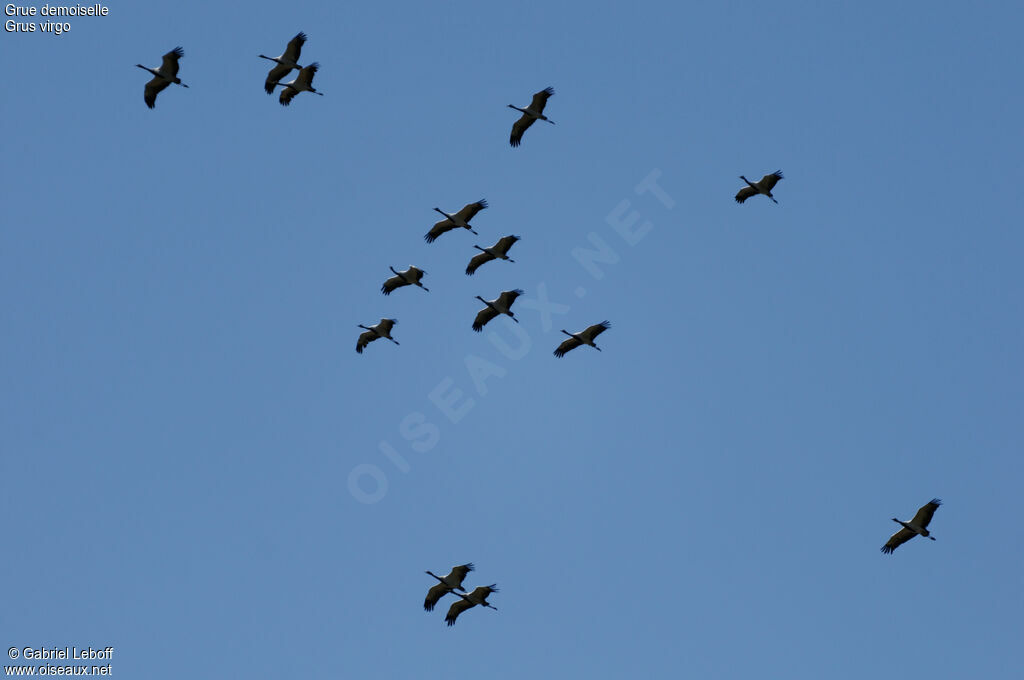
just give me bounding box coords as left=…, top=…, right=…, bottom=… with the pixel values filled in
left=444, top=585, right=499, bottom=626
left=508, top=87, right=555, bottom=147
left=356, top=318, right=399, bottom=354
left=554, top=321, right=611, bottom=357
left=735, top=170, right=784, bottom=204
left=425, top=200, right=488, bottom=243
left=881, top=499, right=942, bottom=554
left=136, top=47, right=188, bottom=109
left=259, top=32, right=307, bottom=94
left=472, top=290, right=523, bottom=331
left=466, top=235, right=520, bottom=275
left=423, top=563, right=474, bottom=612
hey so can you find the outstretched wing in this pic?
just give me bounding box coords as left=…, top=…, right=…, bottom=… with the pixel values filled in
left=425, top=219, right=455, bottom=243
left=510, top=113, right=536, bottom=147
left=493, top=235, right=519, bottom=256
left=424, top=583, right=451, bottom=612
left=448, top=563, right=474, bottom=588
left=468, top=584, right=498, bottom=599
left=381, top=274, right=406, bottom=295
left=279, top=86, right=298, bottom=106
left=554, top=336, right=583, bottom=358
left=473, top=306, right=499, bottom=332
left=759, top=171, right=783, bottom=191
left=161, top=47, right=184, bottom=79
left=530, top=86, right=554, bottom=113
left=465, top=251, right=493, bottom=276
left=881, top=527, right=916, bottom=554
left=377, top=319, right=396, bottom=335
left=265, top=62, right=292, bottom=94
left=144, top=76, right=171, bottom=109
left=298, top=62, right=320, bottom=88
left=444, top=597, right=475, bottom=626
left=455, top=200, right=487, bottom=223
left=283, top=32, right=307, bottom=63
left=734, top=185, right=758, bottom=204
left=496, top=289, right=523, bottom=309
left=581, top=320, right=611, bottom=342
left=910, top=499, right=942, bottom=529
left=356, top=330, right=376, bottom=354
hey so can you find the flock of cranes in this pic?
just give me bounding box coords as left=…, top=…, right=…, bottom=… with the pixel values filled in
left=313, top=69, right=606, bottom=355
left=134, top=32, right=943, bottom=630
left=129, top=35, right=596, bottom=356
left=359, top=203, right=611, bottom=353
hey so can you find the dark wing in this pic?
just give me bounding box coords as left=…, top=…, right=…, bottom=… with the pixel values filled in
left=279, top=86, right=298, bottom=106
left=283, top=32, right=307, bottom=63
left=455, top=200, right=488, bottom=223
left=466, top=251, right=493, bottom=276
left=734, top=185, right=758, bottom=204
left=424, top=583, right=451, bottom=612
left=425, top=219, right=455, bottom=243
left=510, top=113, right=535, bottom=147
left=910, top=499, right=942, bottom=528
left=298, top=62, right=320, bottom=88
left=381, top=275, right=406, bottom=295
left=581, top=320, right=611, bottom=342
left=356, top=330, right=376, bottom=354
left=445, top=597, right=475, bottom=626
left=496, top=289, right=523, bottom=309
left=530, top=86, right=554, bottom=113
left=144, top=76, right=171, bottom=109
left=449, top=563, right=474, bottom=588
left=881, top=527, right=916, bottom=554
left=494, top=235, right=519, bottom=255
left=265, top=62, right=292, bottom=94
left=473, top=306, right=499, bottom=332
left=554, top=336, right=583, bottom=358
left=161, top=47, right=184, bottom=79
left=759, top=171, right=783, bottom=191
left=469, top=584, right=498, bottom=598
left=377, top=319, right=396, bottom=335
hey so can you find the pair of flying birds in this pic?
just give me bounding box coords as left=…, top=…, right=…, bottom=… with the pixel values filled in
left=423, top=563, right=498, bottom=627
left=258, top=32, right=323, bottom=106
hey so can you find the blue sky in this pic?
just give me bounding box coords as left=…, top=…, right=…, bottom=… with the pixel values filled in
left=2, top=1, right=1022, bottom=677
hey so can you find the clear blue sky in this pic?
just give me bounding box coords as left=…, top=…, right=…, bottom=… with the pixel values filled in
left=2, top=1, right=1022, bottom=677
